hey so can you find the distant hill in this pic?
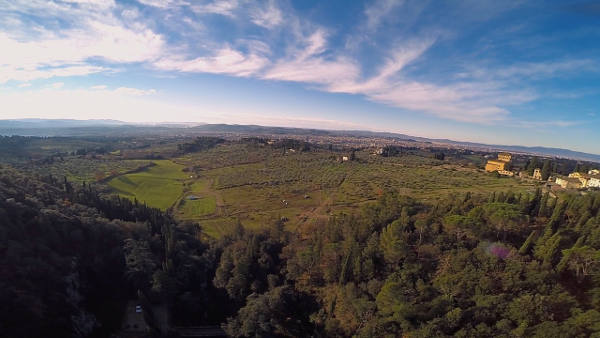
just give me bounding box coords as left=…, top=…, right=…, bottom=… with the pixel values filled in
left=0, top=118, right=125, bottom=128
left=427, top=139, right=600, bottom=163
left=1, top=119, right=598, bottom=162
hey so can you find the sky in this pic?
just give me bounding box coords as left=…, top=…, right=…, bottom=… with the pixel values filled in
left=0, top=0, right=599, bottom=154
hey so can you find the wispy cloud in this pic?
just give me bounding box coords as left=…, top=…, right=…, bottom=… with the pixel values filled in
left=135, top=0, right=177, bottom=9
left=515, top=120, right=584, bottom=128
left=191, top=0, right=240, bottom=17
left=0, top=64, right=106, bottom=84
left=154, top=46, right=270, bottom=77
left=364, top=0, right=404, bottom=31
left=463, top=59, right=598, bottom=81
left=263, top=29, right=360, bottom=85
left=250, top=0, right=283, bottom=29
left=2, top=0, right=596, bottom=127
left=0, top=1, right=165, bottom=83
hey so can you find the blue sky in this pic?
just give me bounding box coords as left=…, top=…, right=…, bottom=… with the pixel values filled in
left=0, top=0, right=599, bottom=153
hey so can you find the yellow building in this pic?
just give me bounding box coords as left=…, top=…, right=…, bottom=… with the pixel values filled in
left=569, top=172, right=591, bottom=187
left=485, top=152, right=512, bottom=173
left=533, top=168, right=542, bottom=180
left=485, top=160, right=509, bottom=172
left=498, top=152, right=512, bottom=162
left=556, top=177, right=583, bottom=189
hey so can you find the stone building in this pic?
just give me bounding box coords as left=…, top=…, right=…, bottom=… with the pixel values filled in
left=485, top=153, right=512, bottom=173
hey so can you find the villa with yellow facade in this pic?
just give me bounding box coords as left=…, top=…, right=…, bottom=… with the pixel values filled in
left=485, top=152, right=512, bottom=174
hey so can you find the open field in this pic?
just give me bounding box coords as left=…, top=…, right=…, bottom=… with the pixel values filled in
left=108, top=160, right=188, bottom=210
left=179, top=197, right=217, bottom=218
left=157, top=144, right=539, bottom=237
left=97, top=143, right=540, bottom=237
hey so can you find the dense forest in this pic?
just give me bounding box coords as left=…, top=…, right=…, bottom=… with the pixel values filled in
left=2, top=163, right=600, bottom=337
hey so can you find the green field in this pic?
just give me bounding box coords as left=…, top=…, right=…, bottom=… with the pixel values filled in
left=104, top=144, right=540, bottom=237
left=179, top=197, right=217, bottom=218
left=108, top=160, right=188, bottom=210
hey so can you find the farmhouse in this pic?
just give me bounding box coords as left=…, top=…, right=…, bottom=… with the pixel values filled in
left=556, top=177, right=583, bottom=189
left=567, top=171, right=600, bottom=189
left=485, top=152, right=512, bottom=173
left=569, top=172, right=589, bottom=187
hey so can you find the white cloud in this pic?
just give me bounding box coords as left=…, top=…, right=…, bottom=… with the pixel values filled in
left=365, top=0, right=404, bottom=31
left=464, top=59, right=597, bottom=81
left=0, top=1, right=165, bottom=83
left=515, top=120, right=583, bottom=128
left=136, top=0, right=170, bottom=8
left=18, top=82, right=31, bottom=88
left=0, top=65, right=106, bottom=84
left=154, top=47, right=269, bottom=77
left=62, top=0, right=116, bottom=9
left=2, top=0, right=591, bottom=127
left=114, top=87, right=157, bottom=96
left=251, top=0, right=283, bottom=29
left=191, top=0, right=239, bottom=17
left=263, top=29, right=360, bottom=86
left=135, top=0, right=186, bottom=9
left=50, top=82, right=64, bottom=89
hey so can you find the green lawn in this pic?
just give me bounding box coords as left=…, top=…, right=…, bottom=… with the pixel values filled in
left=108, top=160, right=187, bottom=210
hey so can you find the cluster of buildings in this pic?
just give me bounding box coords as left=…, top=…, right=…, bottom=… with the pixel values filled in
left=556, top=170, right=600, bottom=189
left=485, top=152, right=600, bottom=190
left=485, top=152, right=515, bottom=176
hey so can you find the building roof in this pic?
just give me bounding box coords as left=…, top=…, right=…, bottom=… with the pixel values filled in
left=487, top=159, right=509, bottom=165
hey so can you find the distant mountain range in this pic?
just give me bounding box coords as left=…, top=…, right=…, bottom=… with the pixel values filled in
left=1, top=119, right=599, bottom=163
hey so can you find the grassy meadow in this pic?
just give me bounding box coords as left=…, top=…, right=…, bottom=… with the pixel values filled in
left=108, top=160, right=188, bottom=210
left=179, top=197, right=217, bottom=218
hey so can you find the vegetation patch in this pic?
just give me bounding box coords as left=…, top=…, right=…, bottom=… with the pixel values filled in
left=108, top=160, right=187, bottom=210
left=179, top=196, right=217, bottom=218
